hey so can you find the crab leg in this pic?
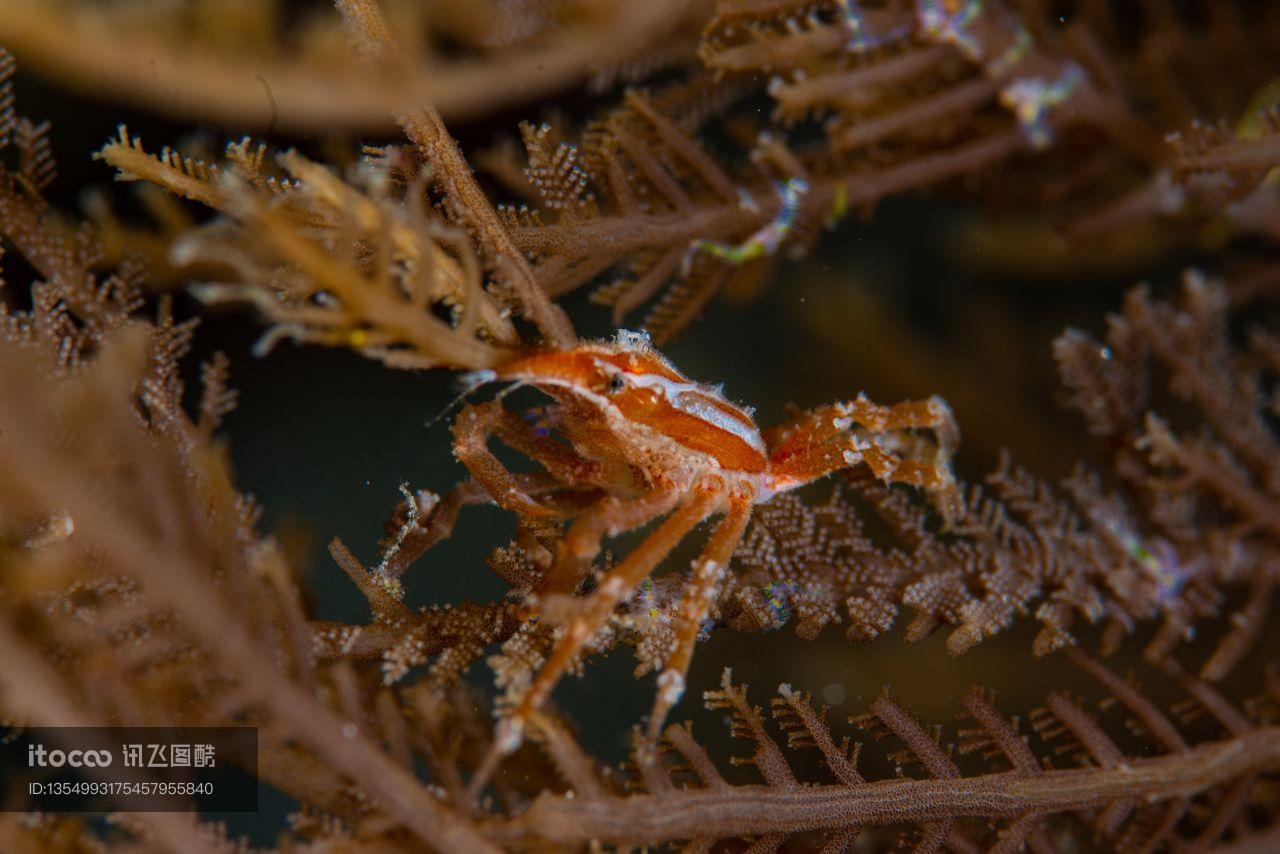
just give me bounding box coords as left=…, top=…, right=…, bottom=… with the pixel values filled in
left=767, top=394, right=958, bottom=495
left=452, top=400, right=596, bottom=518
left=768, top=431, right=959, bottom=508
left=377, top=473, right=568, bottom=580
left=857, top=442, right=956, bottom=491
left=769, top=441, right=856, bottom=485
left=647, top=488, right=753, bottom=740
left=469, top=481, right=722, bottom=796
left=515, top=483, right=719, bottom=724
left=840, top=394, right=957, bottom=436
left=535, top=485, right=684, bottom=595
left=484, top=401, right=601, bottom=486
left=769, top=395, right=956, bottom=458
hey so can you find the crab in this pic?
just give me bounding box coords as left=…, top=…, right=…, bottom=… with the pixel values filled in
left=418, top=330, right=958, bottom=773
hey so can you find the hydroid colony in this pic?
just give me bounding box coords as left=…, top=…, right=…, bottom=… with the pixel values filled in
left=1, top=1, right=1280, bottom=850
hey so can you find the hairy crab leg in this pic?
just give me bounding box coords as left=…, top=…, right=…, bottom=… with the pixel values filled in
left=767, top=395, right=959, bottom=507
left=468, top=481, right=723, bottom=798
left=535, top=485, right=683, bottom=596
left=482, top=401, right=602, bottom=486
left=771, top=395, right=956, bottom=456
left=452, top=401, right=570, bottom=518
left=770, top=441, right=859, bottom=486
left=770, top=433, right=959, bottom=515
left=842, top=394, right=957, bottom=436
left=515, top=483, right=720, bottom=727
left=377, top=473, right=565, bottom=580
left=856, top=443, right=956, bottom=491
left=647, top=488, right=754, bottom=741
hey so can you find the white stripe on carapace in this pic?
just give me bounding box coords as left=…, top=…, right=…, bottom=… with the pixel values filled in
left=598, top=359, right=767, bottom=455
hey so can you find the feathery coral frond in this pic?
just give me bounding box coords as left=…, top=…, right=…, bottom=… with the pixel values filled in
left=494, top=659, right=1280, bottom=849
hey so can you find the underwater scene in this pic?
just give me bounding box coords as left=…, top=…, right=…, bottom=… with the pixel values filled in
left=1, top=1, right=1279, bottom=851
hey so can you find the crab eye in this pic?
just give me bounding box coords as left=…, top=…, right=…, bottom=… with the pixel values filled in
left=605, top=374, right=626, bottom=394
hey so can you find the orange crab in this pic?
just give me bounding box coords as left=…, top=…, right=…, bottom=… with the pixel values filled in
left=436, top=330, right=958, bottom=768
